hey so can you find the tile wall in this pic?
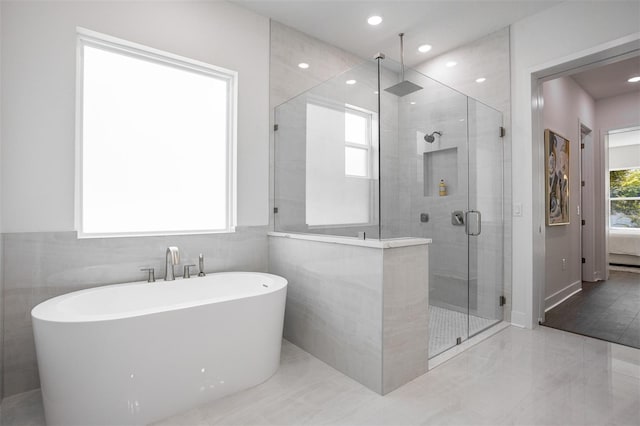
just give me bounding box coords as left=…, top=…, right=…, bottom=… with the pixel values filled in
left=413, top=27, right=512, bottom=321
left=2, top=227, right=268, bottom=396
left=269, top=235, right=429, bottom=394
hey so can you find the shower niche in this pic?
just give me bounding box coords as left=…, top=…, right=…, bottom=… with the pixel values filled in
left=422, top=147, right=458, bottom=198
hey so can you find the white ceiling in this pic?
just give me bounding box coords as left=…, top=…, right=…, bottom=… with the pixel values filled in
left=233, top=0, right=560, bottom=66
left=571, top=56, right=640, bottom=100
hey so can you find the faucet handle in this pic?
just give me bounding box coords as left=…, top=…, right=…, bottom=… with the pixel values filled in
left=140, top=268, right=156, bottom=283
left=183, top=264, right=196, bottom=279
left=198, top=253, right=206, bottom=277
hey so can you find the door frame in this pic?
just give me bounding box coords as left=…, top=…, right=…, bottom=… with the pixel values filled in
left=531, top=35, right=640, bottom=324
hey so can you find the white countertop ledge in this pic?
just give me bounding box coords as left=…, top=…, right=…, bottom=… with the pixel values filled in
left=268, top=232, right=431, bottom=248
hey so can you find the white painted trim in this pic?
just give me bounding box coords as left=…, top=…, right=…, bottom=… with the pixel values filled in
left=510, top=310, right=528, bottom=328
left=267, top=232, right=431, bottom=248
left=74, top=28, right=238, bottom=238
left=545, top=280, right=582, bottom=312
left=530, top=32, right=640, bottom=329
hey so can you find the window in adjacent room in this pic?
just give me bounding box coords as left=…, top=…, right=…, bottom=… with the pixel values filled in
left=609, top=128, right=640, bottom=229
left=77, top=29, right=237, bottom=237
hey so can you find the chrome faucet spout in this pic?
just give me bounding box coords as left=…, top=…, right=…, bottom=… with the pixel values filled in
left=164, top=246, right=180, bottom=281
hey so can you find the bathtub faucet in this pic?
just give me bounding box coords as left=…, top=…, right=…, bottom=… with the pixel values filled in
left=164, top=246, right=180, bottom=281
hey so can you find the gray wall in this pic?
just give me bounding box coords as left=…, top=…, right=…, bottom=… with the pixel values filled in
left=542, top=76, right=595, bottom=308
left=269, top=21, right=369, bottom=237
left=269, top=235, right=428, bottom=395
left=270, top=23, right=512, bottom=323
left=509, top=0, right=640, bottom=328
left=0, top=1, right=3, bottom=400
left=2, top=228, right=267, bottom=396
left=411, top=27, right=512, bottom=321
left=0, top=1, right=271, bottom=397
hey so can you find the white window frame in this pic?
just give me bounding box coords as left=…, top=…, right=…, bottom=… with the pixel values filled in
left=304, top=97, right=377, bottom=228
left=75, top=28, right=237, bottom=238
left=609, top=166, right=640, bottom=230
left=344, top=105, right=374, bottom=179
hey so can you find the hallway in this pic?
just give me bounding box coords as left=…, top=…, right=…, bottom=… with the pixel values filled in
left=543, top=270, right=640, bottom=349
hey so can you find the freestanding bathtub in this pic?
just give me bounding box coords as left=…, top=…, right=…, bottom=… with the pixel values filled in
left=32, top=272, right=287, bottom=426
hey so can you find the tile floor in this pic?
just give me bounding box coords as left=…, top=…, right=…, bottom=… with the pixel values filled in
left=428, top=305, right=498, bottom=357
left=2, top=326, right=639, bottom=426
left=542, top=270, right=640, bottom=348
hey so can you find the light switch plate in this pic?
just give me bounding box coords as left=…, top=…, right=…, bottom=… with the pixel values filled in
left=513, top=203, right=523, bottom=217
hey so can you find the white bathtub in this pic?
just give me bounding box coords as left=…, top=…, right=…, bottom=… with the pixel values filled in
left=32, top=272, right=287, bottom=426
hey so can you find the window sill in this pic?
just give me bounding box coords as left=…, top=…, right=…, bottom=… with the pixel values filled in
left=76, top=228, right=236, bottom=239
left=610, top=228, right=640, bottom=235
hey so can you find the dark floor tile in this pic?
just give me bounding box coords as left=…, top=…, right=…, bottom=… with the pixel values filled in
left=617, top=317, right=640, bottom=349
left=542, top=270, right=640, bottom=347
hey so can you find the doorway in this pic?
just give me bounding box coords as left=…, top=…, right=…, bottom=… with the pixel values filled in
left=539, top=57, right=640, bottom=349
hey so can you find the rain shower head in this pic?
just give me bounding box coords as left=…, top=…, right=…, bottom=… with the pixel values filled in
left=384, top=33, right=423, bottom=97
left=385, top=80, right=423, bottom=97
left=424, top=131, right=442, bottom=143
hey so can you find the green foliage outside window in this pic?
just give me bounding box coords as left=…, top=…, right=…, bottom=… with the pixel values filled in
left=610, top=168, right=640, bottom=228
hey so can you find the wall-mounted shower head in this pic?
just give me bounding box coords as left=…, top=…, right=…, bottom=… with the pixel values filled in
left=424, top=131, right=442, bottom=143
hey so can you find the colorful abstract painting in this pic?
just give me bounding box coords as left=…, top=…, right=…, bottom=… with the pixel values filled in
left=545, top=129, right=570, bottom=226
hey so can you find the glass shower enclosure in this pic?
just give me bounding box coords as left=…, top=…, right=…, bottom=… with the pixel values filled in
left=274, top=58, right=504, bottom=358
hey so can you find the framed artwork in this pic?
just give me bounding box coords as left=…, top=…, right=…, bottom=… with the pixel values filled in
left=545, top=129, right=570, bottom=226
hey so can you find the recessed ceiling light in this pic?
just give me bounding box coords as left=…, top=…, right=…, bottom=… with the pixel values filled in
left=298, top=62, right=309, bottom=69
left=374, top=91, right=379, bottom=95
left=367, top=15, right=382, bottom=26
left=346, top=79, right=357, bottom=85
left=628, top=76, right=640, bottom=83
left=367, top=15, right=382, bottom=25
left=418, top=44, right=432, bottom=53
left=476, top=77, right=486, bottom=83
left=446, top=61, right=457, bottom=68
left=410, top=101, right=416, bottom=105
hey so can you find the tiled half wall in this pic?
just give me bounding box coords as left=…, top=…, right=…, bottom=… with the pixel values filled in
left=268, top=234, right=429, bottom=394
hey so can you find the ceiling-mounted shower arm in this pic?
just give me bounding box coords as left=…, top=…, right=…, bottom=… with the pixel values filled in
left=399, top=33, right=405, bottom=81
left=384, top=33, right=422, bottom=97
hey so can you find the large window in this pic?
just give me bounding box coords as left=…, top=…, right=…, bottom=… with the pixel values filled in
left=610, top=168, right=640, bottom=228
left=609, top=128, right=640, bottom=229
left=77, top=30, right=236, bottom=237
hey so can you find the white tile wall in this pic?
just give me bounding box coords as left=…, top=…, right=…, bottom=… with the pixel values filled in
left=2, top=227, right=268, bottom=396
left=269, top=235, right=429, bottom=395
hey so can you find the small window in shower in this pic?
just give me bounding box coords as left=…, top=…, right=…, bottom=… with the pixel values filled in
left=345, top=109, right=372, bottom=177
left=305, top=100, right=376, bottom=226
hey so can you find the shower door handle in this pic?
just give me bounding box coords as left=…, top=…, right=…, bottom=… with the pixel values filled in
left=465, top=210, right=481, bottom=236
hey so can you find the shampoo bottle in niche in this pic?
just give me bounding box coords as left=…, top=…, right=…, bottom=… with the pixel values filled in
left=439, top=179, right=447, bottom=196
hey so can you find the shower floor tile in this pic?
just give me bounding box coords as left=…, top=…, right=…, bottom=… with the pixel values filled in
left=429, top=305, right=499, bottom=357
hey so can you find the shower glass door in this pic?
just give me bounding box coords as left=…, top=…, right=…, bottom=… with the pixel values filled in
left=378, top=59, right=504, bottom=358
left=379, top=63, right=472, bottom=357
left=467, top=99, right=504, bottom=338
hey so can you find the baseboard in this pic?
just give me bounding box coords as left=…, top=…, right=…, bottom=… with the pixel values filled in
left=510, top=310, right=528, bottom=328
left=545, top=280, right=582, bottom=312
